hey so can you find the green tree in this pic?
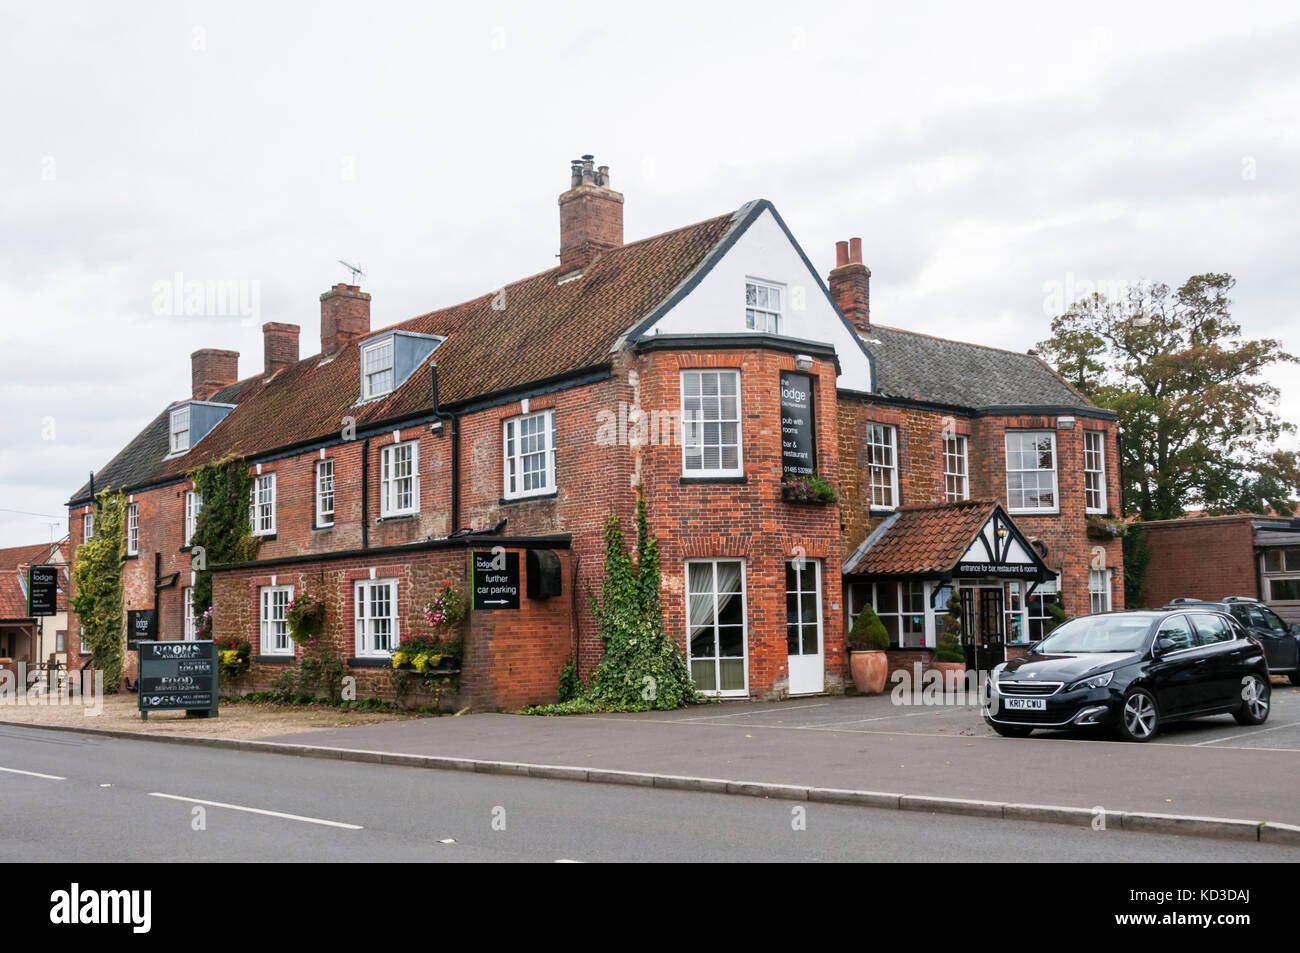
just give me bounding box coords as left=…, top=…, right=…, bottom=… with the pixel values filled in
left=1038, top=273, right=1299, bottom=520
left=71, top=490, right=126, bottom=690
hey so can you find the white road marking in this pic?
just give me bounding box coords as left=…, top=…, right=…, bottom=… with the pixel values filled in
left=0, top=766, right=65, bottom=780
left=147, top=793, right=363, bottom=829
left=1190, top=720, right=1300, bottom=747
left=669, top=703, right=831, bottom=722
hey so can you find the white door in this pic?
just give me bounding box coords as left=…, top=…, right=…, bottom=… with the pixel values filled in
left=786, top=559, right=824, bottom=695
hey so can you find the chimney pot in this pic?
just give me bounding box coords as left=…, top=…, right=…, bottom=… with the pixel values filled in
left=262, top=322, right=300, bottom=377
left=828, top=238, right=871, bottom=331
left=320, top=284, right=372, bottom=355
left=558, top=154, right=624, bottom=271
left=190, top=348, right=239, bottom=401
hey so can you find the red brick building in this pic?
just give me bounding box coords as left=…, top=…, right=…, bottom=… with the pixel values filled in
left=1141, top=514, right=1300, bottom=624
left=65, top=155, right=1122, bottom=708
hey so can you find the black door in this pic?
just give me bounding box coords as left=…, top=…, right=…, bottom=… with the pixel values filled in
left=1188, top=612, right=1243, bottom=709
left=959, top=588, right=977, bottom=669
left=977, top=588, right=1006, bottom=670
left=1147, top=614, right=1208, bottom=716
left=1239, top=605, right=1297, bottom=671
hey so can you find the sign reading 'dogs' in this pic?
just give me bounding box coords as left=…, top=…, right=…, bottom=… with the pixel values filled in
left=126, top=609, right=157, bottom=649
left=138, top=639, right=218, bottom=719
left=26, top=565, right=59, bottom=617
left=779, top=371, right=817, bottom=477
left=472, top=550, right=520, bottom=611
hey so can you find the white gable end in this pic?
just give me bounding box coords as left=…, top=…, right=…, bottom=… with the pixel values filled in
left=638, top=206, right=874, bottom=392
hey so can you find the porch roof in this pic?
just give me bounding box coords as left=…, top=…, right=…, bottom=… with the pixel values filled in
left=842, top=500, right=1055, bottom=583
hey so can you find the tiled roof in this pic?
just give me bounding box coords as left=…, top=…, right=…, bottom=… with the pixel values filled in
left=70, top=210, right=740, bottom=503
left=844, top=501, right=997, bottom=576
left=861, top=325, right=1101, bottom=413
left=0, top=541, right=70, bottom=621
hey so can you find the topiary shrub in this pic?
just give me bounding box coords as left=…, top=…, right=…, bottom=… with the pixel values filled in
left=846, top=602, right=890, bottom=652
left=934, top=594, right=966, bottom=663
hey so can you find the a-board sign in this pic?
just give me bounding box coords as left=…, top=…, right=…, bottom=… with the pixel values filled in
left=472, top=550, right=520, bottom=610
left=138, top=639, right=218, bottom=719
left=779, top=371, right=817, bottom=477
left=26, top=565, right=58, bottom=617
left=126, top=609, right=157, bottom=649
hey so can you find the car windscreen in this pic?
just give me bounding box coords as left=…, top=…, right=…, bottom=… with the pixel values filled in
left=1034, top=615, right=1154, bottom=654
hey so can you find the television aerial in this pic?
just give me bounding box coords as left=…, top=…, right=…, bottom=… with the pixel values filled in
left=338, top=259, right=365, bottom=284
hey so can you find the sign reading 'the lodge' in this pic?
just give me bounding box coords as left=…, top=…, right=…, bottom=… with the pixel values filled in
left=126, top=609, right=157, bottom=648
left=26, top=565, right=59, bottom=617
left=472, top=550, right=520, bottom=611
left=779, top=371, right=816, bottom=477
left=138, top=639, right=218, bottom=719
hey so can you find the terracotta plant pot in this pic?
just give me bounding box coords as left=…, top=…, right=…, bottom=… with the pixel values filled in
left=849, top=649, right=889, bottom=695
left=931, top=661, right=966, bottom=691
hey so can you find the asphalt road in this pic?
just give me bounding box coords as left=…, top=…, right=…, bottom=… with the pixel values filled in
left=1, top=725, right=1296, bottom=862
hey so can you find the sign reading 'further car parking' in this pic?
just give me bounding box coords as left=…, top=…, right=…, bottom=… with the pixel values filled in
left=472, top=550, right=520, bottom=610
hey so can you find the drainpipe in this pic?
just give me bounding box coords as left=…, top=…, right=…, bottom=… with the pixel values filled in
left=361, top=438, right=371, bottom=550
left=430, top=364, right=460, bottom=534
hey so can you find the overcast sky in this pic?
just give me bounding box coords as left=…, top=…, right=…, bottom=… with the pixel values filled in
left=2, top=0, right=1298, bottom=547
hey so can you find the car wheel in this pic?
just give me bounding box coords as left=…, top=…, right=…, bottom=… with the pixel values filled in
left=989, top=722, right=1033, bottom=738
left=1115, top=688, right=1159, bottom=742
left=1233, top=673, right=1271, bottom=725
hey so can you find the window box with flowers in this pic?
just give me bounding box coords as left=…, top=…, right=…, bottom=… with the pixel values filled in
left=215, top=636, right=252, bottom=680
left=1086, top=514, right=1127, bottom=540
left=390, top=581, right=466, bottom=704
left=781, top=473, right=838, bottom=505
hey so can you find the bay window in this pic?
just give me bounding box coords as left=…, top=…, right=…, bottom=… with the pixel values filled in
left=681, top=370, right=742, bottom=477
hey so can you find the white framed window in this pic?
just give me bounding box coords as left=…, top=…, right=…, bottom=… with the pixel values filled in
left=126, top=503, right=139, bottom=556
left=849, top=580, right=927, bottom=649
left=503, top=410, right=556, bottom=500
left=686, top=559, right=747, bottom=695
left=316, top=459, right=335, bottom=527
left=866, top=423, right=898, bottom=509
left=170, top=406, right=191, bottom=453
left=1026, top=575, right=1061, bottom=641
left=249, top=473, right=277, bottom=536
left=744, top=280, right=782, bottom=333
left=259, top=584, right=294, bottom=655
left=681, top=370, right=742, bottom=477
left=184, top=490, right=202, bottom=546
left=361, top=338, right=395, bottom=400
left=380, top=441, right=419, bottom=516
left=1005, top=431, right=1058, bottom=513
left=355, top=578, right=398, bottom=656
left=1262, top=547, right=1300, bottom=603
left=1089, top=568, right=1113, bottom=614
left=943, top=434, right=969, bottom=502
left=1083, top=430, right=1107, bottom=513
left=83, top=511, right=93, bottom=542
left=183, top=587, right=197, bottom=641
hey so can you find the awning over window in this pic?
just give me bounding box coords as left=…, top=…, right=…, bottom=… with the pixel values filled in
left=842, top=500, right=1056, bottom=584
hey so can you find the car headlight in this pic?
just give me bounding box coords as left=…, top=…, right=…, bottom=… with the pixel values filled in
left=1067, top=671, right=1114, bottom=692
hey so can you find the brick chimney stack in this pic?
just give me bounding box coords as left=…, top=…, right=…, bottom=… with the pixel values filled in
left=262, top=322, right=300, bottom=377
left=191, top=349, right=239, bottom=400
left=320, top=283, right=371, bottom=355
left=558, top=154, right=623, bottom=272
left=829, top=237, right=870, bottom=330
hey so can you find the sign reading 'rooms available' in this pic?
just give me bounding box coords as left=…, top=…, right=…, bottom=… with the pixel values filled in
left=472, top=550, right=520, bottom=610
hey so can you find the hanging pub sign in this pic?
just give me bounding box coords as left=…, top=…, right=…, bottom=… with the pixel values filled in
left=779, top=371, right=816, bottom=477
left=472, top=550, right=520, bottom=611
left=26, top=565, right=59, bottom=617
left=126, top=609, right=157, bottom=649
left=138, top=639, right=218, bottom=719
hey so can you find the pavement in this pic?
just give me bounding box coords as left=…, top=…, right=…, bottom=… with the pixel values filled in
left=2, top=724, right=1296, bottom=862
left=260, top=681, right=1300, bottom=827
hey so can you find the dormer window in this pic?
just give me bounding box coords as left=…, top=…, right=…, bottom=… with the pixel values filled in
left=170, top=407, right=191, bottom=453
left=745, top=280, right=782, bottom=333
left=362, top=338, right=395, bottom=399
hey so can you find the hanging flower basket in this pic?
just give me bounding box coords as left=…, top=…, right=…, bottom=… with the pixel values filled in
left=424, top=580, right=466, bottom=630
left=1086, top=515, right=1127, bottom=540
left=287, top=592, right=328, bottom=644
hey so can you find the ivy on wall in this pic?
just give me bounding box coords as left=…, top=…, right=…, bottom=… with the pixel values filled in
left=71, top=490, right=126, bottom=691
left=188, top=456, right=260, bottom=623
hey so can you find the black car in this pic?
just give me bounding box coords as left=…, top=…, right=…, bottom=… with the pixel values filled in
left=983, top=609, right=1271, bottom=742
left=1163, top=597, right=1300, bottom=684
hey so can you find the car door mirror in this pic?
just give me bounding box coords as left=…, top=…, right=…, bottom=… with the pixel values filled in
left=1155, top=637, right=1177, bottom=654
